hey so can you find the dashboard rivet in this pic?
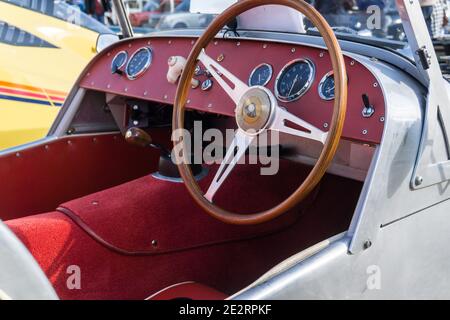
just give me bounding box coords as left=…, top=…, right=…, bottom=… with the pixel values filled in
left=87, top=73, right=90, bottom=77
left=90, top=82, right=95, bottom=86
left=191, top=40, right=195, bottom=45
left=107, top=84, right=111, bottom=89
left=187, top=99, right=191, bottom=104
left=15, top=152, right=20, bottom=158
left=147, top=41, right=151, bottom=45
left=380, top=116, right=385, bottom=122
left=92, top=201, right=99, bottom=206
left=373, top=82, right=379, bottom=88
left=319, top=52, right=325, bottom=58
left=263, top=44, right=268, bottom=49
left=323, top=122, right=329, bottom=128
left=207, top=103, right=213, bottom=108
left=415, top=176, right=424, bottom=186
left=214, top=41, right=218, bottom=46
left=236, top=42, right=241, bottom=47
left=107, top=52, right=111, bottom=57
left=45, top=145, right=49, bottom=151
left=168, top=40, right=172, bottom=45
left=128, top=44, right=132, bottom=48
left=217, top=54, right=225, bottom=62
left=164, top=94, right=168, bottom=99
left=144, top=91, right=148, bottom=96
left=133, top=105, right=139, bottom=111
left=151, top=240, right=158, bottom=248
left=133, top=120, right=139, bottom=126
left=67, top=140, right=72, bottom=145
left=350, top=60, right=355, bottom=66
left=124, top=88, right=128, bottom=92
left=291, top=48, right=296, bottom=53
left=362, top=129, right=368, bottom=135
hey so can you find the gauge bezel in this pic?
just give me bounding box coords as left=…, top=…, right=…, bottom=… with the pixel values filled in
left=111, top=50, right=128, bottom=73
left=125, top=47, right=153, bottom=80
left=318, top=71, right=335, bottom=101
left=274, top=58, right=315, bottom=103
left=248, top=63, right=273, bottom=87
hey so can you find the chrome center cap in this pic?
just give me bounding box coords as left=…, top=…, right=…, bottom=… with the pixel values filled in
left=236, top=87, right=273, bottom=134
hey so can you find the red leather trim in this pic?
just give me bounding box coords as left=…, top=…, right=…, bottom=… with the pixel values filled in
left=56, top=204, right=306, bottom=256
left=147, top=282, right=227, bottom=300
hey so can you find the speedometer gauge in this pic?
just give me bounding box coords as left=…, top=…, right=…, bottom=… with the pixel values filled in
left=126, top=47, right=153, bottom=80
left=249, top=63, right=273, bottom=87
left=318, top=71, right=335, bottom=101
left=275, top=59, right=315, bottom=102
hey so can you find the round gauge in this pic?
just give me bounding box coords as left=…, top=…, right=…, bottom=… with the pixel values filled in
left=318, top=71, right=335, bottom=101
left=126, top=47, right=153, bottom=80
left=275, top=59, right=315, bottom=102
left=111, top=51, right=127, bottom=74
left=248, top=63, right=273, bottom=87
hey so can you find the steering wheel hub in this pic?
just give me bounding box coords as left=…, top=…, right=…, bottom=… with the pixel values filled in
left=236, top=87, right=274, bottom=134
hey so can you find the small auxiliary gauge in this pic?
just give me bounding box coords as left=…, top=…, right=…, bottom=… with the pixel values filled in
left=248, top=63, right=273, bottom=87
left=318, top=71, right=335, bottom=101
left=111, top=51, right=128, bottom=74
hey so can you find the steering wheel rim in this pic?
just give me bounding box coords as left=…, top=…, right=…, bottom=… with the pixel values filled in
left=173, top=0, right=347, bottom=225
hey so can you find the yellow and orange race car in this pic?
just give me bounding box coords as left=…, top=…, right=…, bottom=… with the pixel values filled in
left=0, top=0, right=114, bottom=150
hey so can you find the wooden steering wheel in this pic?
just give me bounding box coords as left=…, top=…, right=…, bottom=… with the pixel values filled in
left=173, top=0, right=347, bottom=225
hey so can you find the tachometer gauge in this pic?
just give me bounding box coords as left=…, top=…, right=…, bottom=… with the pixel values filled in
left=318, top=71, right=335, bottom=101
left=126, top=47, right=153, bottom=80
left=249, top=63, right=273, bottom=87
left=275, top=59, right=315, bottom=102
left=111, top=51, right=127, bottom=74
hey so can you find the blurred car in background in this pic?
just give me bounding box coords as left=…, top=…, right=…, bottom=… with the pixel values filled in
left=155, top=11, right=214, bottom=30
left=127, top=0, right=181, bottom=27
left=0, top=0, right=113, bottom=150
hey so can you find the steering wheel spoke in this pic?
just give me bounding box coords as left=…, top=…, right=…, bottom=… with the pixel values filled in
left=198, top=49, right=249, bottom=105
left=204, top=129, right=254, bottom=202
left=271, top=107, right=328, bottom=144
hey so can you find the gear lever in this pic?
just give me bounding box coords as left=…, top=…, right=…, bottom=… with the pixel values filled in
left=125, top=127, right=170, bottom=156
left=124, top=127, right=203, bottom=179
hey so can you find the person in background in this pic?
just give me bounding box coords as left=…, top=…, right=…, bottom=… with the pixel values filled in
left=314, top=0, right=355, bottom=26
left=420, top=0, right=437, bottom=37
left=431, top=0, right=448, bottom=39
left=85, top=0, right=110, bottom=22
left=175, top=0, right=190, bottom=13
left=356, top=0, right=386, bottom=11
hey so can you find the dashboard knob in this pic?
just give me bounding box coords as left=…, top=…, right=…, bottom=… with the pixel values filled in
left=167, top=55, right=200, bottom=88
left=125, top=127, right=152, bottom=148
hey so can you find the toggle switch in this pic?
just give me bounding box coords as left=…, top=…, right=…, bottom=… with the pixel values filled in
left=362, top=94, right=375, bottom=118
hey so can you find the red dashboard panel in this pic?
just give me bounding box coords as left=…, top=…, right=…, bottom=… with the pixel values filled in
left=80, top=37, right=385, bottom=144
